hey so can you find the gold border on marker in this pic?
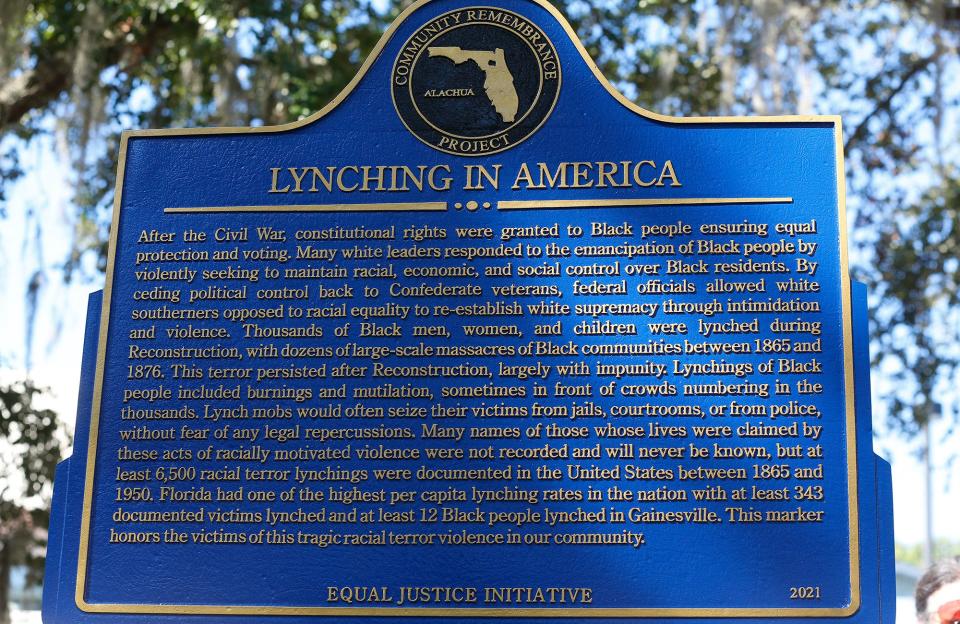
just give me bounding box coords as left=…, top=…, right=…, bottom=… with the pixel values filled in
left=75, top=0, right=860, bottom=617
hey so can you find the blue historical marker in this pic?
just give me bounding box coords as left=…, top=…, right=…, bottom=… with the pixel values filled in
left=43, top=0, right=894, bottom=622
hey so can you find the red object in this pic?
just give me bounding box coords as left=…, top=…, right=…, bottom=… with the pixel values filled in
left=938, top=599, right=960, bottom=624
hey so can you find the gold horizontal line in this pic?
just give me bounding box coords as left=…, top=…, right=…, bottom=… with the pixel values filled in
left=497, top=197, right=793, bottom=210
left=164, top=202, right=447, bottom=213
left=76, top=601, right=856, bottom=617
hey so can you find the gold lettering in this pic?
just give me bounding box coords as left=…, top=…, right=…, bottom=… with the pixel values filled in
left=288, top=167, right=309, bottom=193
left=658, top=159, right=682, bottom=187
left=268, top=167, right=290, bottom=193
left=633, top=160, right=657, bottom=187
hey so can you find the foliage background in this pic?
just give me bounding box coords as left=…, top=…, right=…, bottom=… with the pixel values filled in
left=1, top=0, right=959, bottom=619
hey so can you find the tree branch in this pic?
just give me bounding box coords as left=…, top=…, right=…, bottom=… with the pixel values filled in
left=0, top=13, right=184, bottom=137
left=844, top=54, right=936, bottom=154
left=0, top=56, right=72, bottom=133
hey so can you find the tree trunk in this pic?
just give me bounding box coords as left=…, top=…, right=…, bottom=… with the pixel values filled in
left=0, top=538, right=10, bottom=624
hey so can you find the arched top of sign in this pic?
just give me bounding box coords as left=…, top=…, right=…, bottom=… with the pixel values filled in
left=122, top=0, right=840, bottom=141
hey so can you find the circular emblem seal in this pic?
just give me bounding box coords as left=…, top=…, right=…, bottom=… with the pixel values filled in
left=392, top=7, right=561, bottom=156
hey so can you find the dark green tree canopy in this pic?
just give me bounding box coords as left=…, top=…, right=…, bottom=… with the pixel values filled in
left=0, top=381, right=67, bottom=623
